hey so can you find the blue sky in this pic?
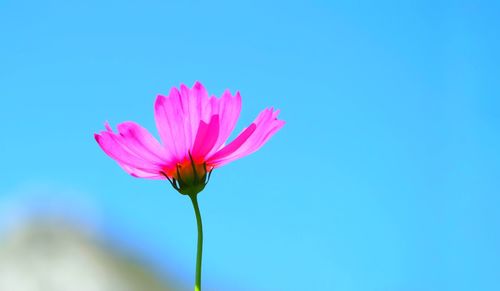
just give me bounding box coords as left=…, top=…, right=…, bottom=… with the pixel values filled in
left=1, top=0, right=499, bottom=290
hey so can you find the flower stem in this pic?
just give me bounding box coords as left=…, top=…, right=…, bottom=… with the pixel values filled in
left=189, top=194, right=203, bottom=291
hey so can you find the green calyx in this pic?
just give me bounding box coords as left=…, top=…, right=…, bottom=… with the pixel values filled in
left=162, top=152, right=213, bottom=196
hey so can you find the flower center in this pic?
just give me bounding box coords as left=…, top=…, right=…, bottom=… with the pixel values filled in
left=162, top=153, right=213, bottom=195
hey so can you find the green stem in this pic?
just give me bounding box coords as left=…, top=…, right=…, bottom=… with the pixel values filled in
left=189, top=194, right=203, bottom=291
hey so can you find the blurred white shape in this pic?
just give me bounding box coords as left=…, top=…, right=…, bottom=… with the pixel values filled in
left=0, top=183, right=181, bottom=291
left=0, top=221, right=179, bottom=291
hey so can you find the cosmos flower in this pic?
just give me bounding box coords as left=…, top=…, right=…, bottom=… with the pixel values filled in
left=95, top=81, right=284, bottom=291
left=95, top=81, right=284, bottom=195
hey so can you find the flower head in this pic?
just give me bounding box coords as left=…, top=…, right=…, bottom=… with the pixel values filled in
left=95, top=81, right=284, bottom=195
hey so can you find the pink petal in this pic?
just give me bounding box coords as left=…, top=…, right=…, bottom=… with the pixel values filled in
left=154, top=89, right=189, bottom=161
left=206, top=123, right=256, bottom=163
left=155, top=82, right=218, bottom=161
left=118, top=162, right=165, bottom=179
left=190, top=81, right=212, bottom=123
left=179, top=83, right=197, bottom=147
left=207, top=90, right=242, bottom=157
left=207, top=108, right=284, bottom=167
left=178, top=82, right=209, bottom=147
left=241, top=109, right=285, bottom=154
left=117, top=122, right=171, bottom=164
left=191, top=115, right=220, bottom=162
left=105, top=121, right=113, bottom=132
left=94, top=130, right=164, bottom=177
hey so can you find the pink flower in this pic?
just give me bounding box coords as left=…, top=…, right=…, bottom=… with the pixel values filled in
left=95, top=81, right=285, bottom=195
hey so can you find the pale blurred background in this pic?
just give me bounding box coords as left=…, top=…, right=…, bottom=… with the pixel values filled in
left=0, top=186, right=184, bottom=291
left=0, top=222, right=179, bottom=291
left=1, top=0, right=499, bottom=291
